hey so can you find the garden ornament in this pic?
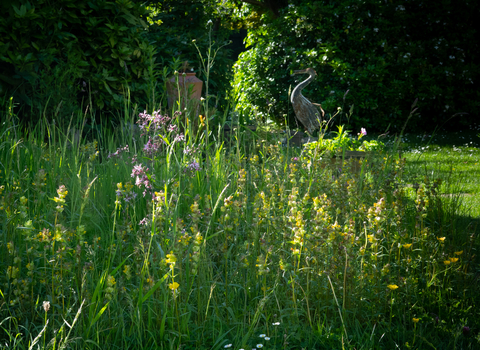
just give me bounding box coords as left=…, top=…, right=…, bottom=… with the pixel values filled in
left=291, top=68, right=324, bottom=134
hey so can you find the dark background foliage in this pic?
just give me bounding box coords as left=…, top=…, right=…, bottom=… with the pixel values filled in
left=233, top=0, right=480, bottom=132
left=1, top=0, right=478, bottom=133
left=0, top=0, right=153, bottom=122
left=144, top=0, right=236, bottom=113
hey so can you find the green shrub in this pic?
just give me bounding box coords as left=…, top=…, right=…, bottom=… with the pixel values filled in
left=232, top=0, right=479, bottom=132
left=0, top=0, right=153, bottom=120
left=304, top=125, right=386, bottom=156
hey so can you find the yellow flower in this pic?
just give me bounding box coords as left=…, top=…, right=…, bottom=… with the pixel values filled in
left=168, top=282, right=179, bottom=291
left=107, top=275, right=116, bottom=286
left=387, top=284, right=399, bottom=290
left=454, top=251, right=463, bottom=255
left=166, top=252, right=177, bottom=265
left=443, top=260, right=451, bottom=265
left=123, top=265, right=132, bottom=280
left=402, top=243, right=412, bottom=249
left=449, top=257, right=459, bottom=263
left=437, top=237, right=446, bottom=243
left=412, top=318, right=420, bottom=323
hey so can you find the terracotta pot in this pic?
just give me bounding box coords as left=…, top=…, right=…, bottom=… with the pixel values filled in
left=166, top=72, right=203, bottom=115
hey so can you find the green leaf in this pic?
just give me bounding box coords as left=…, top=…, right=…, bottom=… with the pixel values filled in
left=141, top=272, right=169, bottom=303
left=89, top=302, right=109, bottom=328
left=13, top=5, right=27, bottom=17
left=159, top=313, right=167, bottom=340
left=103, top=81, right=113, bottom=95
left=89, top=58, right=98, bottom=68
left=110, top=254, right=132, bottom=276
left=87, top=2, right=98, bottom=10
left=120, top=11, right=140, bottom=26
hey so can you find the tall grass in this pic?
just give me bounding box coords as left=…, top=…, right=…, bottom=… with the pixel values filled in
left=1, top=88, right=479, bottom=349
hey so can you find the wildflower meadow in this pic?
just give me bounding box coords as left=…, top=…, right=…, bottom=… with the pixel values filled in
left=1, top=89, right=479, bottom=350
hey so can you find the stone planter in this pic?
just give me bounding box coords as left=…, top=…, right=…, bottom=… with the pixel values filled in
left=328, top=151, right=369, bottom=174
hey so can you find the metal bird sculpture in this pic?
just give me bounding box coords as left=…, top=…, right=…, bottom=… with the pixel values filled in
left=291, top=68, right=324, bottom=134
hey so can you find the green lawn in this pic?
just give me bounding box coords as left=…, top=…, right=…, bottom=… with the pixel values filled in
left=401, top=128, right=480, bottom=219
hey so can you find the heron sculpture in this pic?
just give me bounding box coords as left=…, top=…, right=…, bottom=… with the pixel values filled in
left=291, top=68, right=324, bottom=134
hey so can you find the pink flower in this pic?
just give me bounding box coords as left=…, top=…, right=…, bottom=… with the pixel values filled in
left=361, top=128, right=367, bottom=136
left=131, top=164, right=147, bottom=177
left=143, top=137, right=164, bottom=155
left=188, top=161, right=201, bottom=172
left=174, top=133, right=185, bottom=142
left=108, top=145, right=129, bottom=159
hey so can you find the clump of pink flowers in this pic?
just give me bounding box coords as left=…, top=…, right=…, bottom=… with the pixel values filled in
left=143, top=137, right=164, bottom=156
left=131, top=163, right=153, bottom=197
left=186, top=160, right=201, bottom=173
left=137, top=109, right=172, bottom=135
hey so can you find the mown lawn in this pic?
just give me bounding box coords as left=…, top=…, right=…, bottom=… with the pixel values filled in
left=401, top=127, right=480, bottom=219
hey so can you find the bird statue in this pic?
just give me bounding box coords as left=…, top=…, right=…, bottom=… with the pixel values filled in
left=291, top=68, right=325, bottom=134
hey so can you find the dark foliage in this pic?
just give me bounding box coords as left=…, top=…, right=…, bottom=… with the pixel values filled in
left=0, top=0, right=153, bottom=122
left=145, top=0, right=237, bottom=113
left=233, top=0, right=480, bottom=132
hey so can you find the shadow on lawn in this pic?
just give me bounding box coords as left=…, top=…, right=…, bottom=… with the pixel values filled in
left=403, top=128, right=480, bottom=148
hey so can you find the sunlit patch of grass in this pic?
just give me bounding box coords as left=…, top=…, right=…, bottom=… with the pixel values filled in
left=399, top=128, right=480, bottom=218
